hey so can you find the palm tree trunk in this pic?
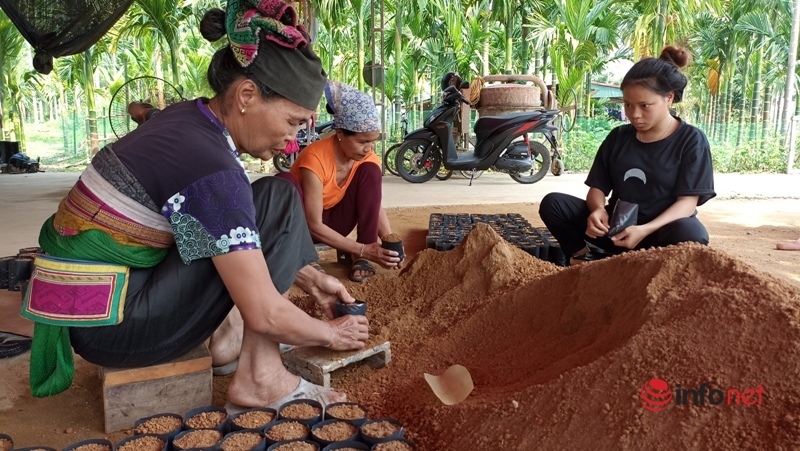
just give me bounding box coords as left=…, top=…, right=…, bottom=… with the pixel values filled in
left=652, top=0, right=668, bottom=57
left=394, top=3, right=403, bottom=140
left=83, top=49, right=99, bottom=158
left=783, top=0, right=800, bottom=136
left=357, top=14, right=365, bottom=90
left=751, top=44, right=763, bottom=141
left=169, top=43, right=180, bottom=91
left=504, top=17, right=513, bottom=73
left=738, top=54, right=750, bottom=147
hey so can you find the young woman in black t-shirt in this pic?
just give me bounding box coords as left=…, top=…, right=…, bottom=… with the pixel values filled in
left=539, top=46, right=716, bottom=264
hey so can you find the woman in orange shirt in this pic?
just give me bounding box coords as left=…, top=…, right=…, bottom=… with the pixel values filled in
left=280, top=82, right=402, bottom=282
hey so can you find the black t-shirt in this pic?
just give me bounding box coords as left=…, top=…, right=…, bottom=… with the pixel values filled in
left=585, top=118, right=716, bottom=224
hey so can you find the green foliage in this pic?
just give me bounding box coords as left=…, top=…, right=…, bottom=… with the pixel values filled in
left=561, top=116, right=620, bottom=172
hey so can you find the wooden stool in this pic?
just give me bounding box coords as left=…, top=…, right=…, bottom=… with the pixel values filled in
left=99, top=344, right=212, bottom=433
left=283, top=341, right=391, bottom=388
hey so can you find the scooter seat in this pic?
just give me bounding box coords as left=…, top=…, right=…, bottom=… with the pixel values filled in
left=474, top=111, right=545, bottom=142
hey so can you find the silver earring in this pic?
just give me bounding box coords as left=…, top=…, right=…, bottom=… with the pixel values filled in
left=241, top=108, right=245, bottom=114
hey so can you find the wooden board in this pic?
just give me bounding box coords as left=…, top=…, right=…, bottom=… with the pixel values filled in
left=282, top=341, right=391, bottom=387
left=100, top=344, right=211, bottom=387
left=100, top=344, right=212, bottom=433
left=102, top=370, right=211, bottom=433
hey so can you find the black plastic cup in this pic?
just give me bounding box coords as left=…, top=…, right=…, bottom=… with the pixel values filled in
left=183, top=405, right=230, bottom=434
left=309, top=419, right=359, bottom=447
left=113, top=434, right=167, bottom=451
left=278, top=399, right=324, bottom=427
left=263, top=419, right=311, bottom=446
left=172, top=429, right=224, bottom=451
left=218, top=429, right=267, bottom=451
left=333, top=300, right=367, bottom=319
left=266, top=439, right=320, bottom=451
left=322, top=442, right=369, bottom=451
left=323, top=402, right=368, bottom=427
left=0, top=256, right=12, bottom=289
left=359, top=418, right=404, bottom=446
left=380, top=240, right=404, bottom=262
left=369, top=438, right=417, bottom=450
left=229, top=407, right=278, bottom=432
left=134, top=413, right=184, bottom=443
left=63, top=438, right=114, bottom=451
left=16, top=448, right=58, bottom=451
left=0, top=433, right=12, bottom=450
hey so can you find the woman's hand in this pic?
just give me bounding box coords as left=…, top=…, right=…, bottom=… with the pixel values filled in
left=364, top=242, right=402, bottom=270
left=611, top=225, right=647, bottom=249
left=306, top=272, right=354, bottom=319
left=326, top=314, right=369, bottom=351
left=586, top=208, right=610, bottom=238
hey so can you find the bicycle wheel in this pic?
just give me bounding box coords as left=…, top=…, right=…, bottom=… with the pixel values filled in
left=383, top=143, right=401, bottom=176
left=436, top=167, right=453, bottom=180
left=395, top=139, right=441, bottom=183
left=509, top=141, right=551, bottom=184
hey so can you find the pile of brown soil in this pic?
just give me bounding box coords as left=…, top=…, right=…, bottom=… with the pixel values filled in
left=328, top=224, right=800, bottom=450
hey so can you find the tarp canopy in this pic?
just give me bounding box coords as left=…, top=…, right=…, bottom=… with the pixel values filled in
left=0, top=0, right=134, bottom=74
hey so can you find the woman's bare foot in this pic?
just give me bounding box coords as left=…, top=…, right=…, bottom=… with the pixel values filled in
left=227, top=370, right=346, bottom=408
left=777, top=238, right=800, bottom=251
left=209, top=307, right=243, bottom=367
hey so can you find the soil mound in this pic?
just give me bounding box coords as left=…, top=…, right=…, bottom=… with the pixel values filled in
left=340, top=224, right=800, bottom=450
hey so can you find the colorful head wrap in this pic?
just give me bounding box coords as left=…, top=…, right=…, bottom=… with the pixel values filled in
left=225, top=0, right=326, bottom=110
left=324, top=81, right=381, bottom=133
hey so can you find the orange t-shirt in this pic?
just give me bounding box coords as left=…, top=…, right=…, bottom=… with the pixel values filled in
left=290, top=135, right=381, bottom=210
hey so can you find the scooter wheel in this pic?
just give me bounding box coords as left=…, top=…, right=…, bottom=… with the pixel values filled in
left=272, top=152, right=297, bottom=173
left=509, top=141, right=551, bottom=184
left=395, top=139, right=441, bottom=183
left=436, top=168, right=453, bottom=180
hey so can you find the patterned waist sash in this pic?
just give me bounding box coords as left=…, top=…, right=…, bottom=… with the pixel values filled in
left=54, top=164, right=174, bottom=248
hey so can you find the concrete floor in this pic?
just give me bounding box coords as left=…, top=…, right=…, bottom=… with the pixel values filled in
left=1, top=170, right=799, bottom=336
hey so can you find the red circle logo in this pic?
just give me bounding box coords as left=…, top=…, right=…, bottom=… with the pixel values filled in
left=641, top=378, right=672, bottom=412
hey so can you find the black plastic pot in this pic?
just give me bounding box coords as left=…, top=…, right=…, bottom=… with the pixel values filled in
left=278, top=399, right=323, bottom=427
left=323, top=402, right=368, bottom=427
left=8, top=257, right=33, bottom=292
left=183, top=405, right=229, bottom=433
left=134, top=413, right=184, bottom=442
left=309, top=419, right=359, bottom=447
left=113, top=434, right=167, bottom=451
left=369, top=438, right=417, bottom=450
left=322, top=442, right=369, bottom=451
left=16, top=448, right=58, bottom=451
left=63, top=438, right=114, bottom=451
left=264, top=419, right=311, bottom=445
left=229, top=407, right=277, bottom=432
left=266, top=439, right=320, bottom=451
left=172, top=429, right=224, bottom=451
left=219, top=429, right=267, bottom=451
left=548, top=243, right=567, bottom=267
left=333, top=300, right=367, bottom=319
left=380, top=240, right=404, bottom=262
left=359, top=418, right=404, bottom=446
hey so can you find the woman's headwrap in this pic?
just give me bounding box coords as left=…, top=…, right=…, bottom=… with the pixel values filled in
left=324, top=81, right=381, bottom=133
left=225, top=0, right=327, bottom=110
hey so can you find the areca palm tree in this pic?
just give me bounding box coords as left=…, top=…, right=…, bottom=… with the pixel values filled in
left=115, top=0, right=191, bottom=89
left=0, top=9, right=25, bottom=140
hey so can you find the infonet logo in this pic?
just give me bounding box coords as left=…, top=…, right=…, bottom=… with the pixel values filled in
left=640, top=378, right=765, bottom=412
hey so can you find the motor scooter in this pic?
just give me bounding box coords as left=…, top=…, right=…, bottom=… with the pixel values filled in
left=272, top=119, right=335, bottom=172
left=395, top=83, right=559, bottom=184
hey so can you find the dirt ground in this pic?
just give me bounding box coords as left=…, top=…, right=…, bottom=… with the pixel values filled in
left=0, top=199, right=798, bottom=449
